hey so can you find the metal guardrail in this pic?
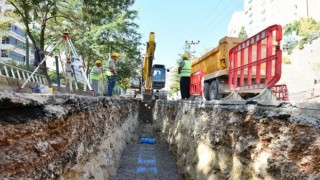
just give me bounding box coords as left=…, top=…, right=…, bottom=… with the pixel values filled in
left=0, top=62, right=47, bottom=85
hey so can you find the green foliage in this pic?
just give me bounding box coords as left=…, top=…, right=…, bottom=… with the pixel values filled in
left=284, top=20, right=299, bottom=36
left=282, top=56, right=291, bottom=64
left=283, top=35, right=298, bottom=55
left=168, top=66, right=180, bottom=96
left=48, top=70, right=59, bottom=83
left=77, top=82, right=84, bottom=90
left=238, top=26, right=248, bottom=38
left=50, top=0, right=142, bottom=89
left=6, top=0, right=141, bottom=89
left=0, top=19, right=11, bottom=33
left=284, top=17, right=320, bottom=53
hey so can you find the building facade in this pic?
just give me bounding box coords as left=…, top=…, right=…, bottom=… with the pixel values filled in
left=228, top=0, right=320, bottom=37
left=0, top=0, right=35, bottom=65
left=228, top=11, right=246, bottom=37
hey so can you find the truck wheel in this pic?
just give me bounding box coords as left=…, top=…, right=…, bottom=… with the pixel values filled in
left=204, top=82, right=210, bottom=100
left=209, top=80, right=222, bottom=100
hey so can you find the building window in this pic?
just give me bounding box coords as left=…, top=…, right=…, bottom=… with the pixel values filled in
left=9, top=51, right=25, bottom=62
left=2, top=36, right=9, bottom=44
left=9, top=24, right=26, bottom=37
left=1, top=50, right=9, bottom=57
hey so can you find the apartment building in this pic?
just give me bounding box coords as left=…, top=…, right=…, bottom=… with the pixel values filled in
left=0, top=0, right=35, bottom=65
left=228, top=0, right=320, bottom=36
left=228, top=11, right=246, bottom=37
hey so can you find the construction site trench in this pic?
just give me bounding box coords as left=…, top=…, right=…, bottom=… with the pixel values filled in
left=0, top=93, right=320, bottom=179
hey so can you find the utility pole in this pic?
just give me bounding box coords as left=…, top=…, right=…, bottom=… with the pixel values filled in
left=306, top=0, right=309, bottom=17
left=26, top=37, right=29, bottom=70
left=185, top=40, right=200, bottom=60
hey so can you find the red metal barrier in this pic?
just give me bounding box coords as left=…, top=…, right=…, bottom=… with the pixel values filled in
left=228, top=24, right=283, bottom=92
left=273, top=84, right=289, bottom=101
left=190, top=70, right=204, bottom=96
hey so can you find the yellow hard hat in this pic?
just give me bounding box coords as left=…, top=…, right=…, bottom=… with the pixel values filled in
left=182, top=54, right=189, bottom=59
left=95, top=60, right=102, bottom=64
left=112, top=52, right=119, bottom=57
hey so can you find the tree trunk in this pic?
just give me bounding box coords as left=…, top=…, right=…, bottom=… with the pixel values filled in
left=40, top=19, right=51, bottom=86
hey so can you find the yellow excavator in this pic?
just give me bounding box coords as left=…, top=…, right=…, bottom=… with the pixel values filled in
left=127, top=32, right=168, bottom=102
left=141, top=32, right=156, bottom=101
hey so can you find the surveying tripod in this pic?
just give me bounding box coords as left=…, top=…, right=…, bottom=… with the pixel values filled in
left=18, top=33, right=94, bottom=96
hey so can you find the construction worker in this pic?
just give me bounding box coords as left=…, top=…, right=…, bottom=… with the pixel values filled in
left=90, top=60, right=102, bottom=96
left=178, top=53, right=191, bottom=99
left=105, top=52, right=119, bottom=96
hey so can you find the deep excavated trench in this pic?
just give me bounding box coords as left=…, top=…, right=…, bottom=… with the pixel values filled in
left=0, top=93, right=320, bottom=180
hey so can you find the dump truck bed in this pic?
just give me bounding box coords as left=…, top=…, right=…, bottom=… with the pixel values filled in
left=191, top=37, right=245, bottom=81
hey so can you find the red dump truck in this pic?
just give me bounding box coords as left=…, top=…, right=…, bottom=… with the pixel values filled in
left=190, top=24, right=288, bottom=101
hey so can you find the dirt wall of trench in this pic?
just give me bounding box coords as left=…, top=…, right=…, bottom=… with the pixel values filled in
left=0, top=93, right=139, bottom=179
left=1, top=92, right=320, bottom=180
left=153, top=100, right=320, bottom=179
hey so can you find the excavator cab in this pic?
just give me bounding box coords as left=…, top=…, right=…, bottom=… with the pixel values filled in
left=126, top=32, right=168, bottom=101
left=152, top=64, right=166, bottom=89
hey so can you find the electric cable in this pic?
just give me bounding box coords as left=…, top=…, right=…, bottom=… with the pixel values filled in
left=195, top=0, right=243, bottom=47
left=187, top=0, right=224, bottom=39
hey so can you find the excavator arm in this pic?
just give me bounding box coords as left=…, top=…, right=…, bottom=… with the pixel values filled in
left=142, top=32, right=156, bottom=101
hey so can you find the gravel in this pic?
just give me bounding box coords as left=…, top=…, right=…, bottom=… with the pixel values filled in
left=111, top=143, right=182, bottom=180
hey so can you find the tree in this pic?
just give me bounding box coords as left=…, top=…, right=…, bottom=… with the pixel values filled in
left=284, top=20, right=299, bottom=36
left=284, top=17, right=320, bottom=52
left=7, top=0, right=141, bottom=90
left=283, top=35, right=298, bottom=54
left=298, top=18, right=319, bottom=37
left=168, top=66, right=180, bottom=97
left=6, top=0, right=72, bottom=85
left=238, top=26, right=248, bottom=38
left=0, top=19, right=11, bottom=33
left=56, top=0, right=141, bottom=90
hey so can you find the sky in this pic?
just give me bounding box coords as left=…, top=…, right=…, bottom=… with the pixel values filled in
left=131, top=0, right=244, bottom=68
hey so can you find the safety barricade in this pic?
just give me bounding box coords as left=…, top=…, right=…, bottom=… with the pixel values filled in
left=228, top=24, right=283, bottom=92
left=190, top=70, right=204, bottom=96
left=272, top=84, right=289, bottom=101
